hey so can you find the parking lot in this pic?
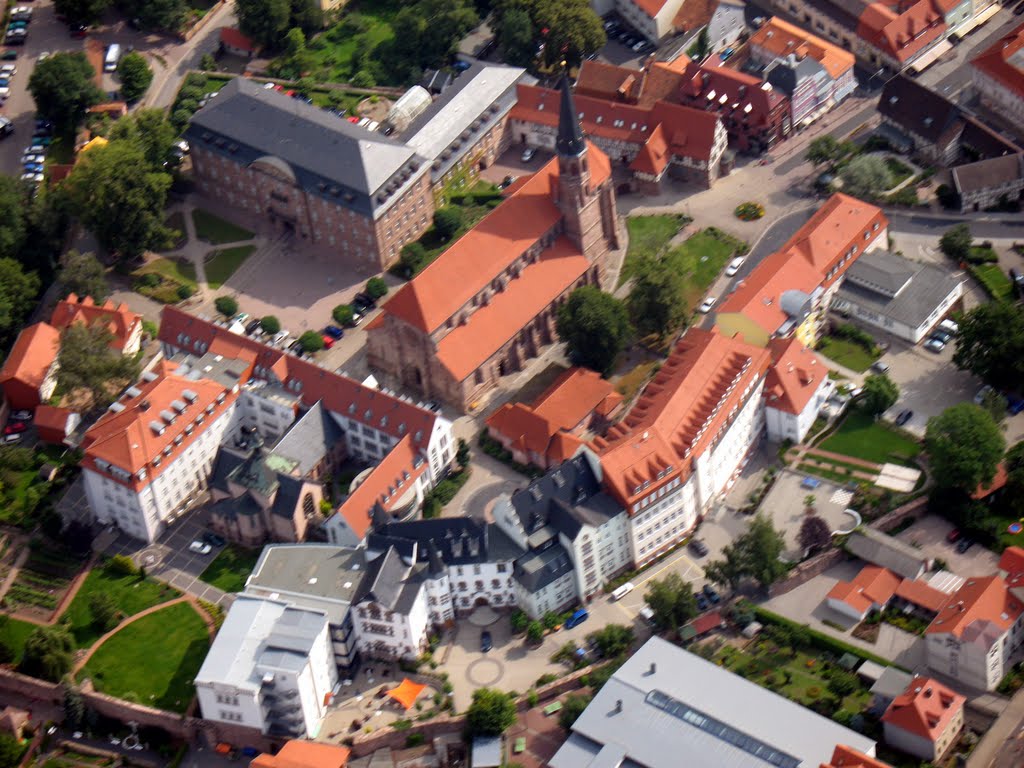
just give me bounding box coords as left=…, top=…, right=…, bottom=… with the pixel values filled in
left=893, top=514, right=1000, bottom=576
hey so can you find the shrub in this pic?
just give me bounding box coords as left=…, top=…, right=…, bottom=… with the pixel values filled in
left=260, top=315, right=281, bottom=335
left=511, top=609, right=528, bottom=633
left=106, top=554, right=138, bottom=576
left=536, top=673, right=558, bottom=687
left=806, top=686, right=821, bottom=699
left=298, top=330, right=325, bottom=353
left=184, top=73, right=207, bottom=88
left=526, top=621, right=544, bottom=645
left=399, top=242, right=427, bottom=276
left=405, top=733, right=425, bottom=748
left=433, top=206, right=463, bottom=240
left=332, top=304, right=354, bottom=326
left=365, top=277, right=388, bottom=299
left=527, top=689, right=538, bottom=707
left=214, top=295, right=238, bottom=317
left=734, top=202, right=765, bottom=221
left=176, top=284, right=194, bottom=300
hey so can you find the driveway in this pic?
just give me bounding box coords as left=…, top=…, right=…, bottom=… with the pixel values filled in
left=893, top=514, right=999, bottom=577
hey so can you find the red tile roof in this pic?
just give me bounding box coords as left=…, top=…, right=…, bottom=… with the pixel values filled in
left=81, top=359, right=242, bottom=489
left=821, top=745, right=894, bottom=768
left=383, top=144, right=611, bottom=336
left=688, top=609, right=724, bottom=636
left=677, top=60, right=786, bottom=130
left=0, top=322, right=60, bottom=392
left=250, top=740, right=349, bottom=768
left=764, top=336, right=827, bottom=415
left=34, top=404, right=76, bottom=445
left=716, top=249, right=822, bottom=337
left=972, top=462, right=1008, bottom=499
left=749, top=17, right=856, bottom=80
left=894, top=578, right=950, bottom=614
left=882, top=676, right=964, bottom=743
left=50, top=294, right=141, bottom=353
left=673, top=0, right=717, bottom=33
left=827, top=565, right=901, bottom=614
left=856, top=1, right=946, bottom=64
left=633, top=0, right=674, bottom=17
left=434, top=238, right=590, bottom=382
left=220, top=27, right=257, bottom=53
left=592, top=327, right=770, bottom=507
left=158, top=307, right=440, bottom=454
left=971, top=22, right=1024, bottom=103
left=927, top=575, right=1024, bottom=640
left=999, top=545, right=1024, bottom=580
left=575, top=60, right=639, bottom=100
left=336, top=434, right=428, bottom=539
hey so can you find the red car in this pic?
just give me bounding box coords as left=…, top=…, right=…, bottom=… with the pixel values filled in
left=321, top=334, right=334, bottom=349
left=4, top=422, right=27, bottom=434
left=947, top=528, right=962, bottom=543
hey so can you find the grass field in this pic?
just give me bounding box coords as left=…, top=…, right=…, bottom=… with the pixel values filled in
left=970, top=263, right=1015, bottom=302
left=133, top=258, right=197, bottom=303
left=80, top=602, right=209, bottom=713
left=883, top=156, right=914, bottom=187
left=663, top=228, right=744, bottom=309
left=815, top=336, right=879, bottom=373
left=200, top=545, right=262, bottom=593
left=619, top=214, right=687, bottom=285
left=191, top=209, right=253, bottom=245
left=303, top=3, right=399, bottom=84
left=64, top=565, right=180, bottom=649
left=0, top=615, right=37, bottom=664
left=205, top=245, right=256, bottom=289
left=819, top=409, right=921, bottom=465
left=163, top=211, right=188, bottom=251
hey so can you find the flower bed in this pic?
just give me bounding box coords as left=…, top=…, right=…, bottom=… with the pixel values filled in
left=735, top=202, right=765, bottom=221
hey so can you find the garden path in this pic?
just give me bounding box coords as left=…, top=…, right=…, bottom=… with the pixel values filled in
left=71, top=595, right=215, bottom=674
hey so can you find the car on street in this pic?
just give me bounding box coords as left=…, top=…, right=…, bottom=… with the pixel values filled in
left=353, top=292, right=377, bottom=311
left=23, top=162, right=43, bottom=173
left=698, top=296, right=717, bottom=314
left=946, top=528, right=962, bottom=543
left=245, top=318, right=262, bottom=335
left=188, top=540, right=212, bottom=555
left=324, top=325, right=344, bottom=339
left=720, top=47, right=735, bottom=61
left=37, top=51, right=49, bottom=62
left=725, top=257, right=745, bottom=277
left=321, top=334, right=334, bottom=349
left=499, top=174, right=516, bottom=189
left=25, top=143, right=44, bottom=153
left=696, top=593, right=709, bottom=611
left=956, top=538, right=974, bottom=554
left=521, top=146, right=536, bottom=163
left=0, top=64, right=16, bottom=76
left=480, top=630, right=492, bottom=653
left=0, top=85, right=9, bottom=98
left=702, top=584, right=721, bottom=604
left=565, top=608, right=589, bottom=629
left=10, top=410, right=32, bottom=421
left=924, top=337, right=945, bottom=353
left=69, top=24, right=87, bottom=38
left=1, top=50, right=17, bottom=61
left=894, top=409, right=913, bottom=426
left=689, top=539, right=709, bottom=557
left=202, top=531, right=226, bottom=547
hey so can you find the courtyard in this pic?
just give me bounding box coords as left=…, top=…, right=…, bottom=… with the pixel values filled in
left=757, top=470, right=861, bottom=561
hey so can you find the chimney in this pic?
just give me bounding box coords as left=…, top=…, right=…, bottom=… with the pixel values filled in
left=649, top=662, right=656, bottom=675
left=614, top=699, right=623, bottom=714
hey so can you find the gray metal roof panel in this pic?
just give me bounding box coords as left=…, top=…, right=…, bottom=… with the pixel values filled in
left=246, top=543, right=366, bottom=606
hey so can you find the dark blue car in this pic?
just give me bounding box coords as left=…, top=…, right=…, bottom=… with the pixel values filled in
left=323, top=325, right=345, bottom=339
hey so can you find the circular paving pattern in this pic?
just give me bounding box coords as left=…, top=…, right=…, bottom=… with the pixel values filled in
left=138, top=548, right=163, bottom=567
left=467, top=657, right=503, bottom=687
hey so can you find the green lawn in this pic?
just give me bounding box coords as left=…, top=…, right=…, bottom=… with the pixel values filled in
left=79, top=602, right=209, bottom=713
left=133, top=258, right=198, bottom=304
left=883, top=156, right=913, bottom=187
left=200, top=545, right=262, bottom=593
left=815, top=336, right=880, bottom=373
left=0, top=615, right=37, bottom=664
left=64, top=564, right=180, bottom=649
left=163, top=211, right=188, bottom=251
left=663, top=228, right=744, bottom=309
left=819, top=409, right=921, bottom=465
left=191, top=209, right=254, bottom=245
left=205, top=245, right=256, bottom=289
left=303, top=4, right=399, bottom=84
left=620, top=214, right=688, bottom=285
left=970, top=263, right=1015, bottom=302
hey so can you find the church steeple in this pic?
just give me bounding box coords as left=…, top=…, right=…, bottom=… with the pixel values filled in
left=556, top=76, right=585, bottom=157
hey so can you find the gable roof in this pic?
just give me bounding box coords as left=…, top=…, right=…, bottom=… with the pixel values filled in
left=971, top=21, right=1024, bottom=104
left=749, top=17, right=855, bottom=80
left=999, top=545, right=1024, bottom=582
left=856, top=1, right=945, bottom=63
left=953, top=153, right=1024, bottom=195
left=821, top=745, right=893, bottom=768
left=845, top=528, right=928, bottom=580
left=677, top=59, right=787, bottom=129
left=826, top=565, right=901, bottom=614
left=764, top=336, right=827, bottom=415
left=0, top=322, right=60, bottom=390
left=250, top=740, right=349, bottom=768
left=893, top=578, right=950, bottom=614
left=879, top=75, right=962, bottom=144
left=882, top=676, right=964, bottom=742
left=50, top=294, right=141, bottom=352
left=220, top=27, right=257, bottom=53
left=717, top=249, right=823, bottom=336
left=927, top=575, right=1024, bottom=642
left=574, top=60, right=640, bottom=100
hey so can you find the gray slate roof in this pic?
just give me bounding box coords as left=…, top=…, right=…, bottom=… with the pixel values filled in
left=952, top=153, right=1024, bottom=194
left=513, top=543, right=574, bottom=592
left=271, top=401, right=344, bottom=478
left=846, top=528, right=929, bottom=580
left=837, top=251, right=964, bottom=331
left=186, top=78, right=426, bottom=215
left=549, top=636, right=876, bottom=768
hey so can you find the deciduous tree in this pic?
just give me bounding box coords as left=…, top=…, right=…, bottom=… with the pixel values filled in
left=88, top=592, right=118, bottom=631
left=0, top=258, right=40, bottom=338
left=704, top=514, right=787, bottom=592
left=806, top=135, right=841, bottom=168
left=55, top=0, right=110, bottom=25
left=839, top=155, right=892, bottom=200
left=645, top=573, right=698, bottom=631
left=260, top=315, right=281, bottom=335
left=20, top=625, right=74, bottom=682
left=952, top=301, right=1024, bottom=393
left=366, top=277, right=389, bottom=299
left=494, top=6, right=534, bottom=67
left=236, top=0, right=290, bottom=49
left=466, top=688, right=517, bottom=736
left=861, top=373, right=899, bottom=417
left=433, top=206, right=464, bottom=241
left=215, top=295, right=239, bottom=317
left=116, top=0, right=188, bottom=32
left=798, top=515, right=832, bottom=555
left=939, top=223, right=972, bottom=263
left=925, top=403, right=1005, bottom=493
left=298, top=330, right=324, bottom=352
left=28, top=52, right=102, bottom=131
left=108, top=109, right=179, bottom=170
left=557, top=286, right=631, bottom=374
left=627, top=258, right=686, bottom=339
left=56, top=250, right=108, bottom=301
left=587, top=623, right=634, bottom=657
left=558, top=693, right=591, bottom=731
left=0, top=176, right=27, bottom=259
left=117, top=52, right=154, bottom=102
left=57, top=324, right=141, bottom=412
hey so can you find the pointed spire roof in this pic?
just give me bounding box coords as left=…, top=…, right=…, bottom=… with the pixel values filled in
left=556, top=76, right=585, bottom=157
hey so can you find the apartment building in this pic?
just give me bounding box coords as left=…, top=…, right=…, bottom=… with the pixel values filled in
left=881, top=677, right=965, bottom=762
left=50, top=294, right=143, bottom=355
left=195, top=596, right=338, bottom=740
left=971, top=22, right=1024, bottom=126
left=592, top=327, right=771, bottom=568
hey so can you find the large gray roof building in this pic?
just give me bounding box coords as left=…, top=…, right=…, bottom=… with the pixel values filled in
left=550, top=636, right=877, bottom=768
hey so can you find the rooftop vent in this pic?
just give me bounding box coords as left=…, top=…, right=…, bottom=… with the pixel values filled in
left=171, top=399, right=187, bottom=413
left=150, top=420, right=165, bottom=436
left=142, top=371, right=159, bottom=382
left=182, top=389, right=198, bottom=403
left=125, top=386, right=142, bottom=398
left=108, top=402, right=126, bottom=413
left=160, top=409, right=176, bottom=424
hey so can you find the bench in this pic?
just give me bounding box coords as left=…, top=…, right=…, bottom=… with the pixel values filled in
left=543, top=701, right=563, bottom=715
left=514, top=737, right=526, bottom=754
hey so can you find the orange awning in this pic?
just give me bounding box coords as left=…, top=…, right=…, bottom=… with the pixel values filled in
left=386, top=679, right=426, bottom=710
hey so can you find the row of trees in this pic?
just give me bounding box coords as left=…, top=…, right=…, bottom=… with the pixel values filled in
left=55, top=0, right=189, bottom=32
left=492, top=0, right=605, bottom=69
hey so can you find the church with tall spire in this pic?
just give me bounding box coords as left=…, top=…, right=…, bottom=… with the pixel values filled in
left=367, top=77, right=621, bottom=412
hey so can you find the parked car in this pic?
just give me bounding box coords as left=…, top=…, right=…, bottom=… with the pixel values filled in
left=938, top=319, right=958, bottom=335
left=0, top=63, right=16, bottom=76
left=320, top=334, right=334, bottom=349
left=974, top=384, right=994, bottom=405
left=520, top=146, right=536, bottom=163
left=1, top=50, right=17, bottom=61
left=956, top=538, right=974, bottom=554
left=2, top=433, right=21, bottom=443
left=10, top=409, right=32, bottom=421
left=698, top=296, right=717, bottom=314
left=202, top=531, right=226, bottom=547
left=894, top=409, right=913, bottom=426
left=4, top=421, right=27, bottom=434
left=870, top=360, right=890, bottom=374
left=924, top=337, right=946, bottom=353
left=353, top=292, right=377, bottom=310
left=69, top=24, right=87, bottom=38
left=324, top=325, right=345, bottom=339
left=23, top=162, right=43, bottom=174
left=20, top=172, right=42, bottom=182
left=20, top=153, right=43, bottom=164
left=725, top=257, right=745, bottom=277
left=689, top=539, right=709, bottom=557
left=1006, top=393, right=1024, bottom=415
left=245, top=318, right=262, bottom=335
left=702, top=584, right=721, bottom=604
left=696, top=593, right=709, bottom=611
left=480, top=630, right=492, bottom=653
left=720, top=47, right=735, bottom=61
left=499, top=174, right=516, bottom=189
left=946, top=528, right=962, bottom=543
left=188, top=540, right=212, bottom=555
left=930, top=329, right=952, bottom=345
left=565, top=608, right=589, bottom=629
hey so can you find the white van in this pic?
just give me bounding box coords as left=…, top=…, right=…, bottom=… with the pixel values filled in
left=103, top=43, right=121, bottom=73
left=611, top=582, right=635, bottom=601
left=938, top=319, right=959, bottom=335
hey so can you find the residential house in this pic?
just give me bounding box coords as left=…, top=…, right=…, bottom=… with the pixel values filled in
left=951, top=152, right=1024, bottom=212
left=763, top=335, right=833, bottom=443
left=366, top=79, right=621, bottom=411
left=826, top=566, right=902, bottom=621
left=822, top=745, right=894, bottom=768
left=33, top=405, right=80, bottom=447
left=195, top=596, right=338, bottom=740
left=717, top=193, right=888, bottom=347
left=50, top=294, right=143, bottom=355
left=485, top=367, right=623, bottom=470
left=549, top=636, right=878, bottom=767
left=833, top=250, right=965, bottom=343
left=349, top=546, right=433, bottom=661
left=219, top=28, right=258, bottom=58
left=509, top=80, right=728, bottom=191
left=615, top=0, right=688, bottom=41
left=882, top=677, right=965, bottom=761
left=0, top=322, right=60, bottom=411
left=971, top=22, right=1024, bottom=127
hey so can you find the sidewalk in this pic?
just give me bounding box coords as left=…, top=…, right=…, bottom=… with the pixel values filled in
left=968, top=686, right=1024, bottom=768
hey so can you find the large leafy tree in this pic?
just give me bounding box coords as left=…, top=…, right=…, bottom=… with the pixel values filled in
left=861, top=373, right=899, bottom=417
left=494, top=6, right=534, bottom=67
left=392, top=0, right=478, bottom=69
left=57, top=324, right=142, bottom=412
left=628, top=259, right=686, bottom=340
left=28, top=52, right=103, bottom=131
left=20, top=625, right=74, bottom=682
left=65, top=139, right=173, bottom=260
left=704, top=514, right=787, bottom=592
left=109, top=109, right=178, bottom=169
left=494, top=0, right=604, bottom=68
left=557, top=286, right=631, bottom=375
left=925, top=403, right=1005, bottom=493
left=1007, top=441, right=1024, bottom=516
left=839, top=155, right=892, bottom=200
left=0, top=176, right=27, bottom=259
left=798, top=515, right=832, bottom=555
left=54, top=0, right=110, bottom=25
left=117, top=52, right=154, bottom=102
left=236, top=0, right=290, bottom=49
left=56, top=249, right=108, bottom=301
left=644, top=573, right=697, bottom=631
left=952, top=301, right=1024, bottom=392
left=0, top=258, right=41, bottom=338
left=939, top=223, right=972, bottom=263
left=116, top=0, right=188, bottom=32
left=466, top=688, right=516, bottom=736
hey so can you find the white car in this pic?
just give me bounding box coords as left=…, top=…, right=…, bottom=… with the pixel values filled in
left=38, top=51, right=50, bottom=62
left=20, top=172, right=42, bottom=183
left=698, top=296, right=717, bottom=314
left=0, top=86, right=9, bottom=98
left=25, top=143, right=44, bottom=154
left=521, top=147, right=536, bottom=163
left=0, top=64, right=16, bottom=76
left=974, top=384, right=994, bottom=405
left=21, top=153, right=44, bottom=164
left=725, top=256, right=745, bottom=277
left=188, top=540, right=212, bottom=555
